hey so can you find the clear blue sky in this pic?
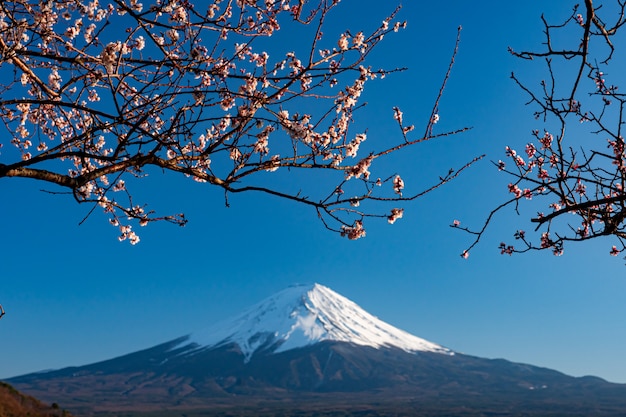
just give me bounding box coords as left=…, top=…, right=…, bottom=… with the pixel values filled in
left=3, top=0, right=626, bottom=384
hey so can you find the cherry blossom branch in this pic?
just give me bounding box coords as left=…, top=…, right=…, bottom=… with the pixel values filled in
left=0, top=0, right=473, bottom=243
left=457, top=0, right=626, bottom=260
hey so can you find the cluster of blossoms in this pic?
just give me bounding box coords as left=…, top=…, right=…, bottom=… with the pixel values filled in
left=118, top=225, right=140, bottom=245
left=539, top=232, right=563, bottom=256
left=575, top=13, right=585, bottom=26
left=393, top=107, right=403, bottom=124
left=506, top=183, right=532, bottom=200
left=455, top=3, right=626, bottom=261
left=387, top=208, right=403, bottom=224
left=497, top=116, right=625, bottom=256
left=345, top=156, right=374, bottom=180
left=499, top=242, right=514, bottom=255
left=593, top=70, right=618, bottom=100
left=0, top=0, right=435, bottom=243
left=607, top=137, right=625, bottom=172
left=393, top=175, right=404, bottom=195
left=341, top=220, right=366, bottom=240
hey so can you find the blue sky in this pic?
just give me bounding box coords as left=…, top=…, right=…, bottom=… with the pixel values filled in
left=3, top=0, right=626, bottom=384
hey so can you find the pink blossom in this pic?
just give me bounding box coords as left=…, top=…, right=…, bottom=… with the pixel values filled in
left=135, top=35, right=145, bottom=50
left=392, top=107, right=403, bottom=124
left=575, top=13, right=584, bottom=26
left=393, top=175, right=404, bottom=195
left=253, top=136, right=269, bottom=155
left=345, top=133, right=366, bottom=158
left=88, top=90, right=100, bottom=102
left=549, top=202, right=562, bottom=211
left=549, top=154, right=559, bottom=167
left=508, top=183, right=522, bottom=198
left=387, top=208, right=404, bottom=224
left=338, top=33, right=349, bottom=51
left=118, top=224, right=140, bottom=244
left=525, top=143, right=536, bottom=158
left=229, top=147, right=242, bottom=161
left=539, top=132, right=553, bottom=149
left=352, top=31, right=365, bottom=49
left=341, top=220, right=366, bottom=240
left=523, top=188, right=532, bottom=199
left=220, top=95, right=235, bottom=111
left=113, top=180, right=126, bottom=192
left=346, top=156, right=373, bottom=180
left=505, top=146, right=516, bottom=157
left=499, top=242, right=514, bottom=255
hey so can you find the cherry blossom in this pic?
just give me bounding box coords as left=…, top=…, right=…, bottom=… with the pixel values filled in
left=508, top=183, right=522, bottom=199
left=393, top=175, right=405, bottom=196
left=341, top=220, right=366, bottom=240
left=457, top=2, right=626, bottom=260
left=499, top=242, right=514, bottom=255
left=387, top=208, right=404, bottom=224
left=0, top=1, right=476, bottom=244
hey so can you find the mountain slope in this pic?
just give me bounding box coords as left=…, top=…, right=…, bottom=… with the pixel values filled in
left=9, top=342, right=626, bottom=416
left=7, top=284, right=626, bottom=416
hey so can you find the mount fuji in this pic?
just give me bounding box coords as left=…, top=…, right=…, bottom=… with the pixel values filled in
left=7, top=284, right=626, bottom=416
left=177, top=283, right=451, bottom=361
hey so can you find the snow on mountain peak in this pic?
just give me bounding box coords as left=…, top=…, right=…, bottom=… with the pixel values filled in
left=183, top=283, right=451, bottom=361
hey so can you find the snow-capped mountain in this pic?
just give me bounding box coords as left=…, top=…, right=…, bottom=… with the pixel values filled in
left=9, top=284, right=626, bottom=416
left=177, top=283, right=451, bottom=361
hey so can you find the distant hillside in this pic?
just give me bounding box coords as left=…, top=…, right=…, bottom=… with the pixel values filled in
left=0, top=382, right=72, bottom=417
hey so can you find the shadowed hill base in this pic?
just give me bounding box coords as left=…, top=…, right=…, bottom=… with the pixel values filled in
left=0, top=382, right=73, bottom=417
